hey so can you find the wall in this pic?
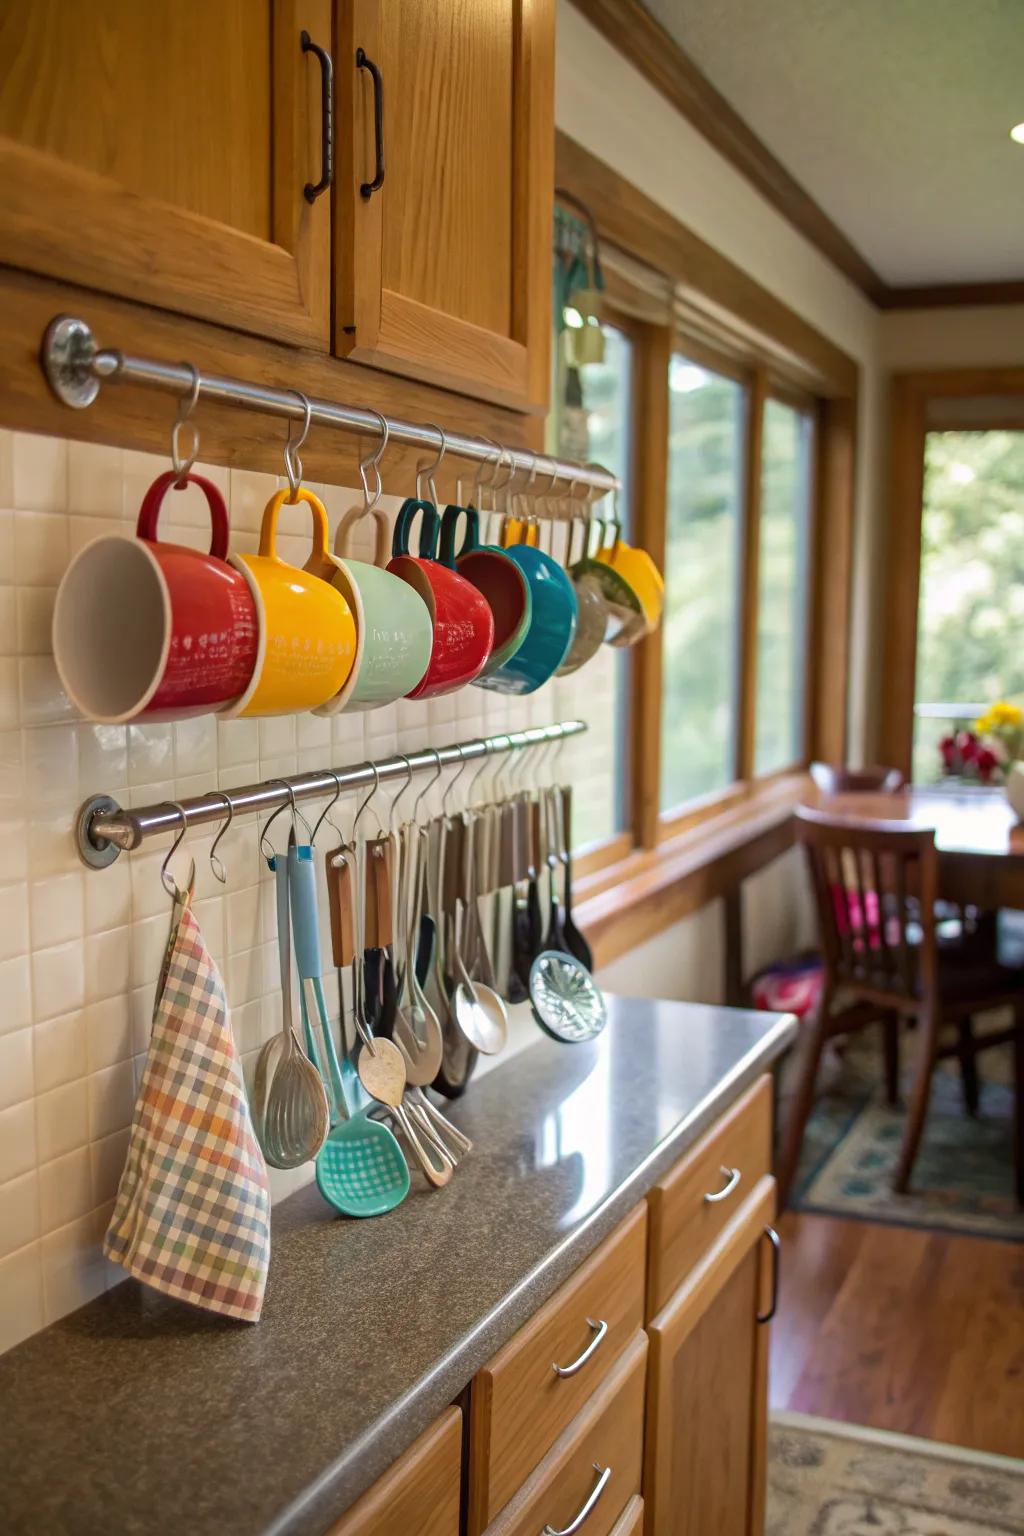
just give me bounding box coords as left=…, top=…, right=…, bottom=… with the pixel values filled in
left=0, top=429, right=626, bottom=1354
left=554, top=0, right=883, bottom=765
left=554, top=0, right=875, bottom=996
left=856, top=304, right=1024, bottom=756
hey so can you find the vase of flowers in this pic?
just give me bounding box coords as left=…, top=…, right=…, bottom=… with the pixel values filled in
left=940, top=700, right=1024, bottom=815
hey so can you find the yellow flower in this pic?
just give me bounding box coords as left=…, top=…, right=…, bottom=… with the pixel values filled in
left=976, top=700, right=1023, bottom=734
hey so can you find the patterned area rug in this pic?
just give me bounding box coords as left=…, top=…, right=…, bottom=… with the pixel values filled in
left=768, top=1414, right=1024, bottom=1535
left=790, top=1035, right=1023, bottom=1240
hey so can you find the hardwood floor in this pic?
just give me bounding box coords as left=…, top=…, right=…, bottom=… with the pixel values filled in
left=770, top=1211, right=1024, bottom=1459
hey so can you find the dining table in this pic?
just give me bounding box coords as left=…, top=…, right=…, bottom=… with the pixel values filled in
left=806, top=782, right=1024, bottom=911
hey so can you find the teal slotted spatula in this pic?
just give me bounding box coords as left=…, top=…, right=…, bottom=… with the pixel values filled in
left=288, top=837, right=410, bottom=1218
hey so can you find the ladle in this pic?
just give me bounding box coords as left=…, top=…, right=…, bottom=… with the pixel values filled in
left=451, top=811, right=508, bottom=1056
left=289, top=837, right=411, bottom=1216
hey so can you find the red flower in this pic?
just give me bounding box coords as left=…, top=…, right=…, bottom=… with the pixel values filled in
left=976, top=747, right=999, bottom=783
left=939, top=734, right=958, bottom=768
left=956, top=729, right=980, bottom=762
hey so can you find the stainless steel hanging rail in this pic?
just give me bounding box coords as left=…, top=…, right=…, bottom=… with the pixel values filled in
left=41, top=315, right=619, bottom=497
left=75, top=719, right=587, bottom=869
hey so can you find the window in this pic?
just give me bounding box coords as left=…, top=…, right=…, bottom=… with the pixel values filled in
left=549, top=312, right=636, bottom=854
left=754, top=399, right=813, bottom=774
left=565, top=323, right=634, bottom=850
left=660, top=356, right=746, bottom=811
left=912, top=429, right=1024, bottom=782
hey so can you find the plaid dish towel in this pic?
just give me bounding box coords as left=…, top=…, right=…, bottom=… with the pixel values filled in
left=104, top=893, right=271, bottom=1322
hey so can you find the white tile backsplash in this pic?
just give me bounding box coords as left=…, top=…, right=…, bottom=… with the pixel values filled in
left=0, top=427, right=620, bottom=1353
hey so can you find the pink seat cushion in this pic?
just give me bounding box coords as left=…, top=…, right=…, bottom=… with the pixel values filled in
left=751, top=956, right=824, bottom=1018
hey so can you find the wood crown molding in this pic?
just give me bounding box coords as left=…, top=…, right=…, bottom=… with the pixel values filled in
left=568, top=0, right=1024, bottom=311
left=875, top=280, right=1024, bottom=310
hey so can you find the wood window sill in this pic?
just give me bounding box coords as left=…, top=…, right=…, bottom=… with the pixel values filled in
left=575, top=774, right=810, bottom=968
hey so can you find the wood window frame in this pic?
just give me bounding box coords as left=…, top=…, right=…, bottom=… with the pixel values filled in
left=556, top=131, right=859, bottom=967
left=879, top=366, right=1024, bottom=776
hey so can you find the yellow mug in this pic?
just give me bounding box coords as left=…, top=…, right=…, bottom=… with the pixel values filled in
left=596, top=534, right=664, bottom=638
left=223, top=487, right=357, bottom=717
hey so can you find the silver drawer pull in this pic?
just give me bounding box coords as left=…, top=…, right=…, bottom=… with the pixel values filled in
left=552, top=1317, right=608, bottom=1377
left=542, top=1463, right=611, bottom=1536
left=703, top=1165, right=741, bottom=1203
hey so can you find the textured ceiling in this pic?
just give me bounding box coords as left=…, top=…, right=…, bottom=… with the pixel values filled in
left=642, top=0, right=1024, bottom=285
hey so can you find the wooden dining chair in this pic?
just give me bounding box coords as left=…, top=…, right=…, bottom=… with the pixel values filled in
left=777, top=805, right=1024, bottom=1205
left=809, top=761, right=905, bottom=794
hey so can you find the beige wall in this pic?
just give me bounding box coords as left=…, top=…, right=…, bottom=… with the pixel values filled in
left=857, top=305, right=1024, bottom=756
left=556, top=0, right=875, bottom=994
left=555, top=1, right=883, bottom=765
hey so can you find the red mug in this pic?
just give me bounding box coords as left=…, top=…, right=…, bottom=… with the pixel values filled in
left=53, top=471, right=259, bottom=723
left=387, top=500, right=494, bottom=698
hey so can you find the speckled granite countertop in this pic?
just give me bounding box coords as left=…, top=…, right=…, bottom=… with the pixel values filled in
left=0, top=996, right=795, bottom=1536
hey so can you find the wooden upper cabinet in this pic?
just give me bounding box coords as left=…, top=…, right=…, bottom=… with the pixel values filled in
left=336, top=0, right=554, bottom=413
left=0, top=0, right=332, bottom=348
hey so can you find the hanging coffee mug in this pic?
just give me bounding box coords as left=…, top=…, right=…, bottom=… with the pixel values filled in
left=307, top=506, right=432, bottom=713
left=596, top=524, right=664, bottom=640
left=223, top=487, right=356, bottom=717
left=439, top=504, right=532, bottom=686
left=494, top=516, right=578, bottom=694
left=557, top=519, right=609, bottom=676
left=53, top=470, right=259, bottom=723
left=388, top=500, right=494, bottom=698
left=571, top=517, right=646, bottom=646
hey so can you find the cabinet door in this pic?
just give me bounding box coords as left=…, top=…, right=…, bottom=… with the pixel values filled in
left=644, top=1178, right=777, bottom=1536
left=0, top=0, right=331, bottom=347
left=336, top=0, right=553, bottom=412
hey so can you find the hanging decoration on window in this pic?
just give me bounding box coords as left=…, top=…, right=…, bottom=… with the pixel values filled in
left=552, top=191, right=606, bottom=462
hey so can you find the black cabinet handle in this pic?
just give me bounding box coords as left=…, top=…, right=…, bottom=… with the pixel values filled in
left=356, top=47, right=385, bottom=199
left=301, top=30, right=334, bottom=203
left=756, top=1225, right=781, bottom=1324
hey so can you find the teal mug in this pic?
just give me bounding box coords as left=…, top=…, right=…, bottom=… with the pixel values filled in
left=439, top=504, right=532, bottom=687
left=488, top=517, right=577, bottom=695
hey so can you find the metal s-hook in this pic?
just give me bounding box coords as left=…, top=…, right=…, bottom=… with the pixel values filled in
left=260, top=779, right=312, bottom=863
left=412, top=748, right=443, bottom=824
left=207, top=793, right=233, bottom=884
left=160, top=802, right=195, bottom=899
left=351, top=762, right=382, bottom=841
left=472, top=438, right=503, bottom=506
left=468, top=740, right=499, bottom=806
left=170, top=366, right=201, bottom=486
left=284, top=391, right=313, bottom=500
left=442, top=743, right=470, bottom=818
left=389, top=754, right=415, bottom=829
left=311, top=771, right=342, bottom=846
left=359, top=409, right=389, bottom=515
left=416, top=423, right=447, bottom=506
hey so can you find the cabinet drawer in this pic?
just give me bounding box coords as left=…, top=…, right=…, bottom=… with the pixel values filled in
left=484, top=1331, right=647, bottom=1536
left=325, top=1407, right=461, bottom=1536
left=470, top=1205, right=646, bottom=1532
left=610, top=1494, right=644, bottom=1535
left=646, top=1077, right=771, bottom=1318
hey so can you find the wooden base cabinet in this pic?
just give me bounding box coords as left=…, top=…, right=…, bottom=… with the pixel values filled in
left=324, top=1408, right=462, bottom=1536
left=644, top=1177, right=778, bottom=1536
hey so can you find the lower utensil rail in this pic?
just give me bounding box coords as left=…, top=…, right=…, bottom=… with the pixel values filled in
left=75, top=719, right=588, bottom=868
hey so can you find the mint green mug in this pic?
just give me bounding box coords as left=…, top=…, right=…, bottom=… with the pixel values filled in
left=304, top=507, right=433, bottom=713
